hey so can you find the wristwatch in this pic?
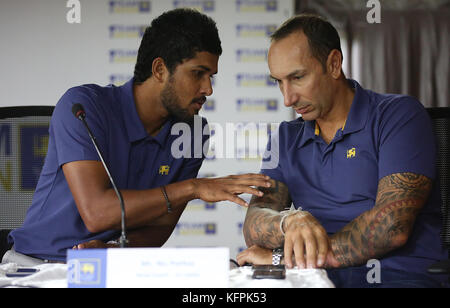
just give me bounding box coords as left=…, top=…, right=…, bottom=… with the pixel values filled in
left=272, top=248, right=284, bottom=265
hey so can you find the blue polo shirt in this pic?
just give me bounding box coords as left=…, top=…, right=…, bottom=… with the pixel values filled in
left=9, top=79, right=207, bottom=261
left=262, top=79, right=447, bottom=274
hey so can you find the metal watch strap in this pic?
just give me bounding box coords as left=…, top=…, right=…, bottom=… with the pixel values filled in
left=272, top=248, right=283, bottom=265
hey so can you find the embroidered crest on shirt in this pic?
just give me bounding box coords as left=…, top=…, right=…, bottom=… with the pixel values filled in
left=159, top=165, right=170, bottom=175
left=347, top=148, right=356, bottom=159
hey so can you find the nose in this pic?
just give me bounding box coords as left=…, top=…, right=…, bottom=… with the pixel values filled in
left=282, top=83, right=298, bottom=107
left=200, top=77, right=213, bottom=97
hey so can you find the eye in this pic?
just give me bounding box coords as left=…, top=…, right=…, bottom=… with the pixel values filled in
left=192, top=70, right=205, bottom=79
left=270, top=77, right=281, bottom=84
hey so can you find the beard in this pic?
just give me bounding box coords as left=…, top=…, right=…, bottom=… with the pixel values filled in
left=161, top=77, right=205, bottom=126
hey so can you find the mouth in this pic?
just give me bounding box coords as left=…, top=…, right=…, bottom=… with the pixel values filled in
left=294, top=105, right=311, bottom=115
left=191, top=97, right=207, bottom=110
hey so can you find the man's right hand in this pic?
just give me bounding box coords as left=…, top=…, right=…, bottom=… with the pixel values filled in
left=192, top=173, right=272, bottom=207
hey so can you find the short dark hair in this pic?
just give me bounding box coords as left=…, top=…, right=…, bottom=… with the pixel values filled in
left=134, top=8, right=222, bottom=83
left=271, top=14, right=342, bottom=71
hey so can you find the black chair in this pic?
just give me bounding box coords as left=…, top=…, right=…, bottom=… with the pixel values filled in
left=0, top=106, right=54, bottom=260
left=426, top=107, right=450, bottom=275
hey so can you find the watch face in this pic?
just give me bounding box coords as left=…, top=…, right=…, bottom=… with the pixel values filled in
left=274, top=248, right=283, bottom=255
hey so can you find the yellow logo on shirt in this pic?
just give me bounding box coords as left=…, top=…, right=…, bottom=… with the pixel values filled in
left=159, top=165, right=170, bottom=175
left=347, top=148, right=356, bottom=159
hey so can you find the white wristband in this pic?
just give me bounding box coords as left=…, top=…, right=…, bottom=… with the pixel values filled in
left=279, top=208, right=308, bottom=236
left=279, top=213, right=289, bottom=236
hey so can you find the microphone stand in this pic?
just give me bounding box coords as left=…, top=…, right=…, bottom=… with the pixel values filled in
left=75, top=110, right=128, bottom=248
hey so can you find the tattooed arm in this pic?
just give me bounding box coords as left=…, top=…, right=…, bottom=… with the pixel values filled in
left=243, top=179, right=330, bottom=268
left=326, top=172, right=432, bottom=268
left=243, top=179, right=292, bottom=248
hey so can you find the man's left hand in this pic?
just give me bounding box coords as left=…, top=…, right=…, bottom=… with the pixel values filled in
left=236, top=245, right=272, bottom=266
left=73, top=240, right=118, bottom=250
left=283, top=211, right=330, bottom=269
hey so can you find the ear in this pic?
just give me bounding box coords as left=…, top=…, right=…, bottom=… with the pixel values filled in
left=151, top=57, right=169, bottom=83
left=327, top=50, right=343, bottom=79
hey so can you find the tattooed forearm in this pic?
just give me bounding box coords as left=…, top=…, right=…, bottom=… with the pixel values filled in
left=243, top=179, right=292, bottom=249
left=330, top=173, right=432, bottom=268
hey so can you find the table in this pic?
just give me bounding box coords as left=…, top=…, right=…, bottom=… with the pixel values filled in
left=0, top=263, right=334, bottom=288
left=230, top=266, right=335, bottom=288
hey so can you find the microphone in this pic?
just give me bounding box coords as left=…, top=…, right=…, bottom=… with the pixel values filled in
left=72, top=103, right=128, bottom=248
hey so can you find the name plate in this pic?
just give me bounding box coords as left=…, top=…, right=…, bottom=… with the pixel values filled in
left=67, top=247, right=229, bottom=288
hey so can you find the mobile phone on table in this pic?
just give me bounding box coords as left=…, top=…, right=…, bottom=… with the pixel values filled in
left=252, top=264, right=286, bottom=280
left=5, top=268, right=39, bottom=278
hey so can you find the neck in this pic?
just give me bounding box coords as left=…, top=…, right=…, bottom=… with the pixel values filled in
left=317, top=79, right=355, bottom=133
left=133, top=79, right=169, bottom=136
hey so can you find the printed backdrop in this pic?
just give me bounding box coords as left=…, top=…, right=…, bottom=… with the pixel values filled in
left=0, top=0, right=295, bottom=259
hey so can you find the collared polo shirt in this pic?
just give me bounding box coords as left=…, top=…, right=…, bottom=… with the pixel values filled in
left=262, top=79, right=447, bottom=274
left=9, top=79, right=207, bottom=261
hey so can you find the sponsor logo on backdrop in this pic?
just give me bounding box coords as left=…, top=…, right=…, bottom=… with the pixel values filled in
left=186, top=200, right=217, bottom=211
left=202, top=99, right=215, bottom=111
left=236, top=98, right=278, bottom=112
left=236, top=0, right=278, bottom=12
left=175, top=223, right=217, bottom=235
left=109, top=74, right=133, bottom=86
left=236, top=24, right=277, bottom=38
left=109, top=0, right=151, bottom=14
left=109, top=49, right=138, bottom=63
left=109, top=25, right=146, bottom=39
left=237, top=74, right=277, bottom=87
left=173, top=0, right=215, bottom=12
left=236, top=49, right=268, bottom=63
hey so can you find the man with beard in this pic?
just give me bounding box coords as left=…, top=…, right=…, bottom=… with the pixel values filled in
left=3, top=9, right=271, bottom=264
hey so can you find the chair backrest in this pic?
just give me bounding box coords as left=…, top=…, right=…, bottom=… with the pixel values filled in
left=427, top=107, right=450, bottom=255
left=0, top=106, right=54, bottom=229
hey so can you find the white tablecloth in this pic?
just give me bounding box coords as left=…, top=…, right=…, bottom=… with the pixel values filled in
left=0, top=263, right=67, bottom=288
left=230, top=266, right=334, bottom=288
left=0, top=263, right=334, bottom=288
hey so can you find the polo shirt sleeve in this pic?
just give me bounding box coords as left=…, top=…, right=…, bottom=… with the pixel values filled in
left=176, top=157, right=204, bottom=182
left=377, top=96, right=436, bottom=180
left=260, top=122, right=285, bottom=183
left=50, top=87, right=106, bottom=167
